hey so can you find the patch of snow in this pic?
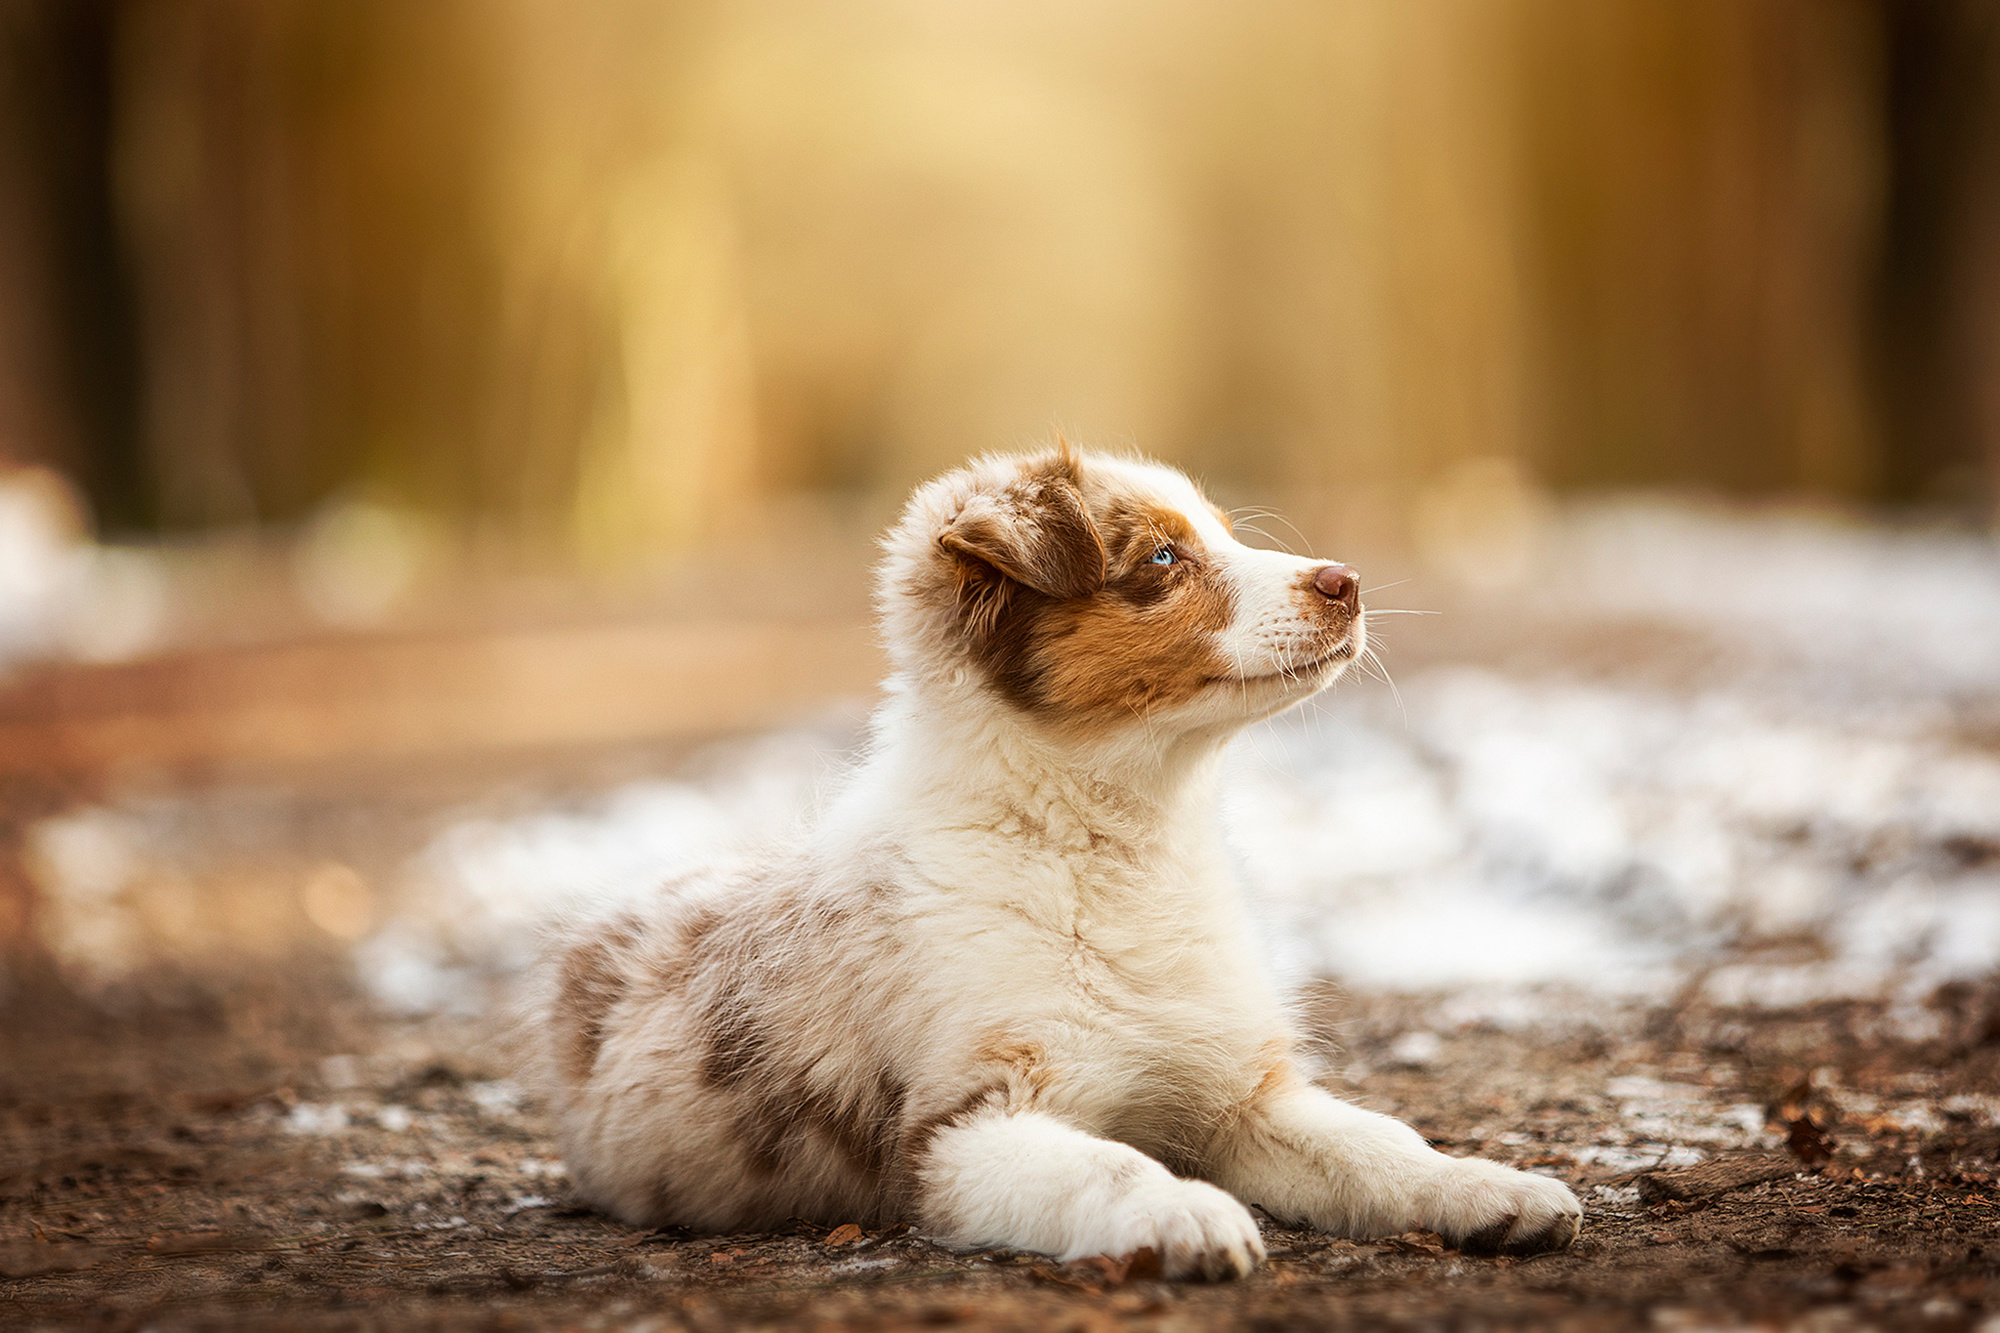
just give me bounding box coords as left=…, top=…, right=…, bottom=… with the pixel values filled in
left=1942, top=1094, right=2000, bottom=1126
left=1229, top=667, right=2000, bottom=1004
left=1880, top=1103, right=1949, bottom=1137
left=1548, top=499, right=2000, bottom=696
left=357, top=728, right=844, bottom=1011
left=467, top=1082, right=523, bottom=1117
left=1384, top=1031, right=1443, bottom=1069
left=1566, top=1144, right=1707, bottom=1172
left=0, top=467, right=167, bottom=671
left=284, top=1103, right=352, bottom=1136
left=359, top=635, right=2000, bottom=1013
left=826, top=1254, right=900, bottom=1275
left=17, top=501, right=2000, bottom=1020
left=1604, top=1077, right=1707, bottom=1104
left=339, top=1160, right=433, bottom=1180
left=515, top=1157, right=569, bottom=1180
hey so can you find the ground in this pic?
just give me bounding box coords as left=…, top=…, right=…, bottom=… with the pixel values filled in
left=3, top=969, right=1996, bottom=1332
left=4, top=503, right=2000, bottom=1330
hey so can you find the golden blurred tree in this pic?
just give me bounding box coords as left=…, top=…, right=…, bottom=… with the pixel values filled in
left=0, top=0, right=1994, bottom=550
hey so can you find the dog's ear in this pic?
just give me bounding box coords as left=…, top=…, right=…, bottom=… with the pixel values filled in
left=939, top=448, right=1106, bottom=602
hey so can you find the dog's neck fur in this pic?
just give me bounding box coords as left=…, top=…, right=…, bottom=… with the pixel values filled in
left=835, top=671, right=1234, bottom=865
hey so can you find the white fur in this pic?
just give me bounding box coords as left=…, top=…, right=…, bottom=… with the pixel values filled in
left=525, top=448, right=1581, bottom=1279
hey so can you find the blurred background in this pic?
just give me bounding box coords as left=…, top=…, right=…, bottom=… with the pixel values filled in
left=1, top=0, right=1998, bottom=1019
left=3, top=16, right=2000, bottom=1322
left=5, top=0, right=2000, bottom=546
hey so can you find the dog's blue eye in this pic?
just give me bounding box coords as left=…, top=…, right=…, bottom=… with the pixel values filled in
left=1149, top=547, right=1176, bottom=565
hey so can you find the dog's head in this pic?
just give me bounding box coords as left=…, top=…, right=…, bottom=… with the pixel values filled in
left=881, top=442, right=1365, bottom=736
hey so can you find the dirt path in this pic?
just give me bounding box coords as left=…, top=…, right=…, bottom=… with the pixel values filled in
left=3, top=976, right=1995, bottom=1332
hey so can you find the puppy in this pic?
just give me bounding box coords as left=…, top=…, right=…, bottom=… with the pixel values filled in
left=527, top=442, right=1581, bottom=1278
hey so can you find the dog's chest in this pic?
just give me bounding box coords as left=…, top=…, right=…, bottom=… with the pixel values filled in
left=925, top=832, right=1239, bottom=994
left=916, top=832, right=1274, bottom=1114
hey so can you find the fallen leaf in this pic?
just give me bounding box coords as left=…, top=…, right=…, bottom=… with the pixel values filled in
left=1767, top=1074, right=1838, bottom=1168
left=1068, top=1246, right=1162, bottom=1288
left=1123, top=1246, right=1163, bottom=1281
left=1786, top=1117, right=1836, bottom=1169
left=1026, top=1263, right=1099, bottom=1292
left=824, top=1223, right=865, bottom=1246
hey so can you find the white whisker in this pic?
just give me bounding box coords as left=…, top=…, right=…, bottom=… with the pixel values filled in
left=1227, top=507, right=1314, bottom=557
left=1361, top=642, right=1407, bottom=727
left=1232, top=522, right=1292, bottom=553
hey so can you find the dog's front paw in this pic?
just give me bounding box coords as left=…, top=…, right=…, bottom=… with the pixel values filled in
left=1423, top=1157, right=1582, bottom=1256
left=1078, top=1177, right=1265, bottom=1280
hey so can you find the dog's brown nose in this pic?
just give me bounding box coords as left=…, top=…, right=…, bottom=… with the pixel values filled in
left=1313, top=563, right=1360, bottom=611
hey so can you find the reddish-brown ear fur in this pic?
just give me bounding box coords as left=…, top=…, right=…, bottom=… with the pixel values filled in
left=938, top=450, right=1106, bottom=604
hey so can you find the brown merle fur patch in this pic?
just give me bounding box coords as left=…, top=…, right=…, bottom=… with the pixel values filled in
left=696, top=979, right=906, bottom=1180
left=695, top=971, right=767, bottom=1092
left=944, top=464, right=1236, bottom=723
left=690, top=893, right=907, bottom=1184
left=554, top=916, right=642, bottom=1084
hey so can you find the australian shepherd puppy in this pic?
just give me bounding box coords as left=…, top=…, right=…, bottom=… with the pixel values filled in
left=527, top=443, right=1581, bottom=1278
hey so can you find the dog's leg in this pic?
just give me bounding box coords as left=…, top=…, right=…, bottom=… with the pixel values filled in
left=917, top=1103, right=1265, bottom=1279
left=1206, top=1078, right=1581, bottom=1254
